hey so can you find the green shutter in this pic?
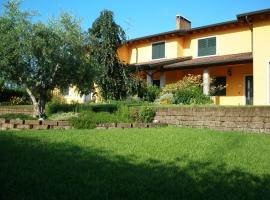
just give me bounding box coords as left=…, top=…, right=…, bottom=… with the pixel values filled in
left=152, top=42, right=165, bottom=59
left=198, top=37, right=216, bottom=57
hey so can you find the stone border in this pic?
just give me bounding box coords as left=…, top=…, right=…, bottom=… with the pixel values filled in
left=154, top=107, right=270, bottom=133
left=0, top=118, right=71, bottom=130
left=96, top=123, right=168, bottom=129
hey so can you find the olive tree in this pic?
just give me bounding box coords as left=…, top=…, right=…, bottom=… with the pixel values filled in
left=0, top=1, right=95, bottom=117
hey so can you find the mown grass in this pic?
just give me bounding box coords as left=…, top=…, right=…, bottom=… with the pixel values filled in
left=0, top=127, right=270, bottom=200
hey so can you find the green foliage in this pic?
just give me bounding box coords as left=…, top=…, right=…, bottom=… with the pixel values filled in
left=155, top=93, right=174, bottom=105
left=174, top=87, right=212, bottom=105
left=0, top=1, right=95, bottom=117
left=48, top=112, right=78, bottom=121
left=0, top=113, right=35, bottom=120
left=129, top=106, right=155, bottom=123
left=142, top=85, right=160, bottom=102
left=0, top=87, right=31, bottom=105
left=138, top=107, right=155, bottom=123
left=70, top=109, right=131, bottom=129
left=89, top=10, right=137, bottom=100
left=160, top=74, right=212, bottom=105
left=45, top=102, right=118, bottom=115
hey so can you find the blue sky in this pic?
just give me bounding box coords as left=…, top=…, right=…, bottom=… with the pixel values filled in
left=1, top=0, right=270, bottom=39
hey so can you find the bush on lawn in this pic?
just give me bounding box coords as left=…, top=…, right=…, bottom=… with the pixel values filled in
left=70, top=109, right=131, bottom=129
left=0, top=113, right=35, bottom=120
left=155, top=93, right=174, bottom=105
left=48, top=112, right=79, bottom=121
left=129, top=106, right=155, bottom=123
left=45, top=102, right=118, bottom=115
left=142, top=85, right=160, bottom=102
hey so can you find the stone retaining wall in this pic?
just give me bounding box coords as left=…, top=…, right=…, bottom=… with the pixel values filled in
left=154, top=107, right=270, bottom=133
left=97, top=123, right=168, bottom=129
left=0, top=119, right=71, bottom=130
left=0, top=106, right=33, bottom=116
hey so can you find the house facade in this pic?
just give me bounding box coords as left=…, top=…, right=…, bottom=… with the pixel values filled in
left=118, top=9, right=270, bottom=105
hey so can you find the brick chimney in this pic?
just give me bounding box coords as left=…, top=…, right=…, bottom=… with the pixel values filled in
left=176, top=15, right=191, bottom=30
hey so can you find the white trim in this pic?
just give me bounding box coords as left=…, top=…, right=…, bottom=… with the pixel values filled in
left=151, top=40, right=166, bottom=60
left=196, top=35, right=218, bottom=58
left=267, top=60, right=270, bottom=104
left=243, top=74, right=253, bottom=105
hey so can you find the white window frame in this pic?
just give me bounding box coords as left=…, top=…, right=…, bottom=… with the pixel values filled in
left=151, top=40, right=166, bottom=61
left=196, top=36, right=218, bottom=58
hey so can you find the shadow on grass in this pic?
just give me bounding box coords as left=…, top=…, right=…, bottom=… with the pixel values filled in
left=0, top=132, right=269, bottom=200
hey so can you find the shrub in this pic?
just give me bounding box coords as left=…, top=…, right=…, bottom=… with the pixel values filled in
left=174, top=86, right=212, bottom=105
left=48, top=112, right=78, bottom=121
left=129, top=106, right=155, bottom=123
left=143, top=85, right=160, bottom=102
left=0, top=87, right=31, bottom=105
left=45, top=102, right=118, bottom=115
left=160, top=74, right=212, bottom=105
left=155, top=93, right=174, bottom=105
left=0, top=113, right=35, bottom=120
left=138, top=107, right=156, bottom=123
left=70, top=110, right=131, bottom=129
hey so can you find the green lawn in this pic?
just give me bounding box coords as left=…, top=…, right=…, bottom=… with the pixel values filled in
left=0, top=128, right=270, bottom=200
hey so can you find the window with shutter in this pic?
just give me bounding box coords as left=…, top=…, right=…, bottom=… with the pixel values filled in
left=152, top=42, right=165, bottom=59
left=198, top=37, right=216, bottom=57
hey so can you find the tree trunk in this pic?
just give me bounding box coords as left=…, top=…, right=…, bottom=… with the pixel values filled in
left=38, top=89, right=46, bottom=119
left=26, top=87, right=39, bottom=117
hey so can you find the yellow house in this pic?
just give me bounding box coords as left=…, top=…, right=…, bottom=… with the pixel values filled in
left=118, top=9, right=270, bottom=106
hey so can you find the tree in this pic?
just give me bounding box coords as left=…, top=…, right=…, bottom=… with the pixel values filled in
left=89, top=10, right=132, bottom=100
left=0, top=1, right=95, bottom=117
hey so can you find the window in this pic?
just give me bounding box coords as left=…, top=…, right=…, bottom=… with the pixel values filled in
left=152, top=42, right=165, bottom=60
left=198, top=37, right=216, bottom=57
left=210, top=76, right=226, bottom=96
left=152, top=80, right=160, bottom=88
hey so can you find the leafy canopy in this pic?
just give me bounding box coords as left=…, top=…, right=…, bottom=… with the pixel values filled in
left=89, top=10, right=135, bottom=100
left=0, top=0, right=95, bottom=116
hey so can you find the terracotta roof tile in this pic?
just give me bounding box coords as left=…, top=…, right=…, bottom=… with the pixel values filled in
left=164, top=52, right=253, bottom=69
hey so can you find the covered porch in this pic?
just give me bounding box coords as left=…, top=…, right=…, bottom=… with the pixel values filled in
left=135, top=52, right=253, bottom=105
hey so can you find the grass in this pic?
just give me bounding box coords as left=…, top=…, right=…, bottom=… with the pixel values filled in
left=0, top=127, right=270, bottom=200
left=0, top=113, right=35, bottom=120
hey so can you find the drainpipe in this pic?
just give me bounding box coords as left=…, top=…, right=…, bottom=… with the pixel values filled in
left=245, top=16, right=253, bottom=54
left=135, top=47, right=138, bottom=63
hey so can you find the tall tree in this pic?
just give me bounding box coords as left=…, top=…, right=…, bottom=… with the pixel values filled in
left=89, top=10, right=131, bottom=100
left=0, top=1, right=95, bottom=117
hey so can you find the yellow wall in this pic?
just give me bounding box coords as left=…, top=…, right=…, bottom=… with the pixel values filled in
left=164, top=64, right=252, bottom=105
left=253, top=19, right=270, bottom=105
left=183, top=27, right=252, bottom=57
left=119, top=26, right=252, bottom=63
left=209, top=64, right=252, bottom=105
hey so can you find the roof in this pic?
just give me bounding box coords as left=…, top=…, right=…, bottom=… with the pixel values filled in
left=127, top=30, right=187, bottom=43
left=127, top=8, right=270, bottom=44
left=164, top=52, right=253, bottom=69
left=131, top=57, right=191, bottom=70
left=237, top=8, right=270, bottom=19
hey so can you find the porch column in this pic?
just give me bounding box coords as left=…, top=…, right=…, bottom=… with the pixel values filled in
left=203, top=68, right=210, bottom=95
left=160, top=71, right=166, bottom=88
left=146, top=71, right=153, bottom=85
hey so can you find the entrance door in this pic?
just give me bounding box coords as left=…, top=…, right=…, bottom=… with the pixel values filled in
left=245, top=76, right=253, bottom=105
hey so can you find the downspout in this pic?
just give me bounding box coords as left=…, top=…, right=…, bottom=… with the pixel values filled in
left=245, top=16, right=253, bottom=54
left=135, top=47, right=138, bottom=63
